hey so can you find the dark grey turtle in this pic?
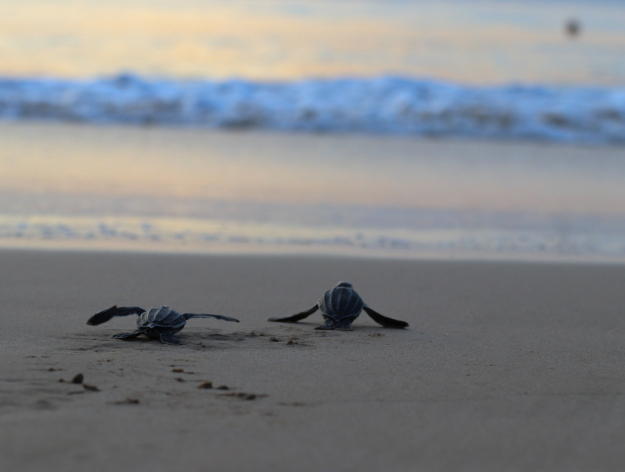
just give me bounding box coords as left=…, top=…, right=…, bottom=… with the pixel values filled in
left=268, top=281, right=408, bottom=331
left=87, top=305, right=239, bottom=345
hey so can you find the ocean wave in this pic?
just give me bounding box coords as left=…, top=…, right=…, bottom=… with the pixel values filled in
left=1, top=74, right=625, bottom=143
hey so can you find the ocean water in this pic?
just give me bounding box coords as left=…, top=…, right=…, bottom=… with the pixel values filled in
left=3, top=123, right=625, bottom=261
left=2, top=75, right=625, bottom=143
left=1, top=0, right=625, bottom=260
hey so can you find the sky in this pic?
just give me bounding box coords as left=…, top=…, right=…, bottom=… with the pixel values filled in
left=1, top=0, right=624, bottom=84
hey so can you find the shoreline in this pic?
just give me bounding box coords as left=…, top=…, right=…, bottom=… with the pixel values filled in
left=3, top=239, right=625, bottom=266
left=4, top=123, right=625, bottom=265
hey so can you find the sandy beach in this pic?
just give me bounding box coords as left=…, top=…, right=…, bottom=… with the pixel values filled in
left=1, top=248, right=624, bottom=471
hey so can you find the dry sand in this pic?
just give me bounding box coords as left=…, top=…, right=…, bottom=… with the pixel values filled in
left=1, top=249, right=624, bottom=471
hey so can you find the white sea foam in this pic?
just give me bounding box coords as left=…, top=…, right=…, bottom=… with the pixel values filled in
left=1, top=74, right=625, bottom=143
left=3, top=209, right=625, bottom=261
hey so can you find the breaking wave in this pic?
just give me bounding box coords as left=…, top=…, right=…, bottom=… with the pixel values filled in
left=1, top=74, right=625, bottom=143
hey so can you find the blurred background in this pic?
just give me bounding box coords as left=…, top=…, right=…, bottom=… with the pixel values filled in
left=2, top=0, right=625, bottom=83
left=1, top=0, right=625, bottom=260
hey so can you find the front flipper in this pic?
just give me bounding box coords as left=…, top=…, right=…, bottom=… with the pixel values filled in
left=87, top=305, right=145, bottom=326
left=363, top=306, right=409, bottom=329
left=159, top=330, right=185, bottom=345
left=112, top=330, right=145, bottom=340
left=269, top=305, right=319, bottom=323
left=183, top=313, right=240, bottom=322
left=314, top=317, right=337, bottom=330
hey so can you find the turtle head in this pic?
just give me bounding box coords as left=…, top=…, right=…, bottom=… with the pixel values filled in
left=336, top=281, right=352, bottom=288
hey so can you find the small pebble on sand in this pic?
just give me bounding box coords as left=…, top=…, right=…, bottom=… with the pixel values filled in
left=223, top=392, right=257, bottom=400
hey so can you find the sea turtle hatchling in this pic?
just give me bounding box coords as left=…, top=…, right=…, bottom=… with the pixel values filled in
left=268, top=281, right=408, bottom=331
left=87, top=305, right=239, bottom=345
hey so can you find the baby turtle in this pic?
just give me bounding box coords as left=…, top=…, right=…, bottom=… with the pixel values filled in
left=268, top=281, right=408, bottom=331
left=87, top=305, right=239, bottom=345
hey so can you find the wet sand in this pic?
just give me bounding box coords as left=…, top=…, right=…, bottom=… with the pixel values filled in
left=1, top=249, right=624, bottom=471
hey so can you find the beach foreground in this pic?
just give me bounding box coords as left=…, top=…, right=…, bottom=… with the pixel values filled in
left=1, top=249, right=624, bottom=471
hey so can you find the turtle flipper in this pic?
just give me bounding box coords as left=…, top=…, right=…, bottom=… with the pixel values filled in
left=314, top=317, right=337, bottom=330
left=363, top=306, right=409, bottom=329
left=112, top=330, right=145, bottom=340
left=87, top=306, right=145, bottom=326
left=269, top=305, right=319, bottom=323
left=158, top=330, right=185, bottom=345
left=183, top=313, right=240, bottom=322
left=334, top=318, right=354, bottom=331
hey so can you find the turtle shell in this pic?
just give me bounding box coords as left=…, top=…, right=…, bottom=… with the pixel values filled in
left=136, top=306, right=186, bottom=330
left=318, top=282, right=364, bottom=322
